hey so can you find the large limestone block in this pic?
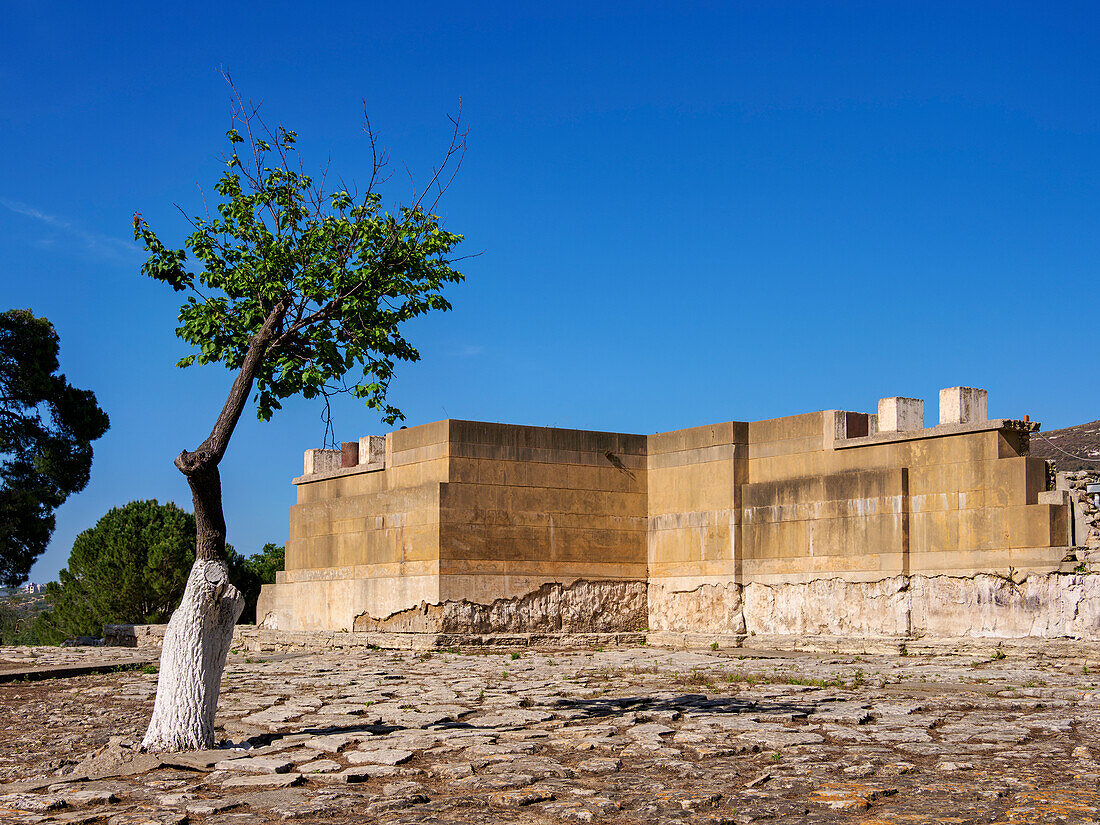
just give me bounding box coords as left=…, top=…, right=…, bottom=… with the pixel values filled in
left=747, top=411, right=824, bottom=443
left=359, top=435, right=386, bottom=468
left=257, top=574, right=442, bottom=632
left=303, top=449, right=341, bottom=475
left=939, top=387, right=988, bottom=426
left=911, top=573, right=1100, bottom=638
left=878, top=397, right=924, bottom=432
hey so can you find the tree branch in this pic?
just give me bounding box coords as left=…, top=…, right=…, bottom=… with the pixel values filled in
left=176, top=298, right=289, bottom=474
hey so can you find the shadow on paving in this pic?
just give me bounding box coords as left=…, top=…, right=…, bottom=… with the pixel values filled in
left=267, top=692, right=819, bottom=744
left=547, top=693, right=817, bottom=720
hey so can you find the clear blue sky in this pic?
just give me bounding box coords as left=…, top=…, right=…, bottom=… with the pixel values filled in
left=2, top=2, right=1097, bottom=583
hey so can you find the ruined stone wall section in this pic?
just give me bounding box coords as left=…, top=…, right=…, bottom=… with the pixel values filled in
left=1061, top=470, right=1100, bottom=555
left=268, top=399, right=1078, bottom=637
left=743, top=577, right=913, bottom=636
left=353, top=579, right=647, bottom=635
left=259, top=423, right=453, bottom=631
left=646, top=581, right=746, bottom=636
left=647, top=411, right=1069, bottom=591
left=909, top=574, right=1100, bottom=638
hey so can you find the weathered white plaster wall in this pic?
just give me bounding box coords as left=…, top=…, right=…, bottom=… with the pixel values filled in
left=648, top=572, right=1100, bottom=641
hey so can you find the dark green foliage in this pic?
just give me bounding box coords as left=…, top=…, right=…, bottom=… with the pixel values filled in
left=34, top=501, right=195, bottom=643
left=227, top=542, right=284, bottom=624
left=0, top=309, right=110, bottom=586
left=0, top=593, right=48, bottom=644
left=34, top=497, right=284, bottom=642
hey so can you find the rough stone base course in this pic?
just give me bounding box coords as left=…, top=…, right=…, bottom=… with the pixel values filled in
left=352, top=579, right=648, bottom=634
left=651, top=570, right=1100, bottom=640
left=109, top=570, right=1100, bottom=655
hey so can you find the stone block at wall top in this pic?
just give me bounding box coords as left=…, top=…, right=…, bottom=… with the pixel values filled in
left=303, top=448, right=341, bottom=475
left=878, top=397, right=924, bottom=432
left=359, top=435, right=386, bottom=468
left=940, top=387, right=989, bottom=426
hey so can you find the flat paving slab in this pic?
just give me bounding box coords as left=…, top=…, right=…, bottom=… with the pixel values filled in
left=2, top=643, right=1100, bottom=823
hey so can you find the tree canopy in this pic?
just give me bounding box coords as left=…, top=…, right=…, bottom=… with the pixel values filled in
left=134, top=103, right=465, bottom=429
left=0, top=309, right=110, bottom=586
left=35, top=499, right=195, bottom=642
left=34, top=499, right=285, bottom=642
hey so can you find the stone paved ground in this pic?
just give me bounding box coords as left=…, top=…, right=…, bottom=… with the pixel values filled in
left=3, top=643, right=1100, bottom=824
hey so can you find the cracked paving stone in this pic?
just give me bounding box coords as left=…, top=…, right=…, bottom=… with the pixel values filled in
left=157, top=750, right=249, bottom=771
left=576, top=756, right=621, bottom=774
left=489, top=786, right=555, bottom=807
left=735, top=729, right=826, bottom=749
left=300, top=734, right=364, bottom=753
left=483, top=756, right=573, bottom=779
left=467, top=708, right=555, bottom=728
left=107, top=811, right=188, bottom=825
left=540, top=796, right=620, bottom=822
left=312, top=765, right=399, bottom=783
left=451, top=772, right=536, bottom=791
left=344, top=747, right=413, bottom=765
left=0, top=792, right=67, bottom=812
left=433, top=762, right=475, bottom=780
left=184, top=799, right=241, bottom=816
left=297, top=759, right=342, bottom=773
left=809, top=783, right=898, bottom=811
left=364, top=793, right=430, bottom=814
left=383, top=780, right=430, bottom=796
left=213, top=756, right=294, bottom=774
left=219, top=773, right=303, bottom=789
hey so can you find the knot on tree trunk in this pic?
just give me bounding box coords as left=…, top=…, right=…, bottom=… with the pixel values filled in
left=175, top=448, right=215, bottom=475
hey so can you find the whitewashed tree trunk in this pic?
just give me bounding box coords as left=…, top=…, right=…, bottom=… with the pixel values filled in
left=141, top=559, right=244, bottom=752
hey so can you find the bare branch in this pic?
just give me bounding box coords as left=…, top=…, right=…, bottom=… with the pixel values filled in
left=412, top=100, right=468, bottom=215
left=361, top=102, right=391, bottom=193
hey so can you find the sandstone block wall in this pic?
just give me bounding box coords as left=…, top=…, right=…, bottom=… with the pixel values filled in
left=438, top=420, right=647, bottom=605
left=261, top=388, right=1079, bottom=640
left=647, top=422, right=746, bottom=594
left=259, top=420, right=648, bottom=631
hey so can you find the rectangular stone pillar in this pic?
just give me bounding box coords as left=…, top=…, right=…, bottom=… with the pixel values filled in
left=303, top=448, right=341, bottom=475
left=939, top=386, right=988, bottom=425
left=359, top=435, right=386, bottom=469
left=878, top=397, right=924, bottom=432
left=340, top=441, right=359, bottom=468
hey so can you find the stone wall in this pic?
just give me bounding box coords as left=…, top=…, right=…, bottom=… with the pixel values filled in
left=1061, top=470, right=1100, bottom=557
left=261, top=387, right=1080, bottom=642
left=438, top=420, right=648, bottom=604
left=114, top=569, right=1100, bottom=652
left=260, top=420, right=648, bottom=632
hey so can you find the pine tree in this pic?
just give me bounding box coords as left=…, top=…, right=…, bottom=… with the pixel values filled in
left=35, top=500, right=195, bottom=642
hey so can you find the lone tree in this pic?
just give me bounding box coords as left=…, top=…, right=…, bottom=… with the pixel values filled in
left=0, top=309, right=110, bottom=586
left=135, top=87, right=465, bottom=751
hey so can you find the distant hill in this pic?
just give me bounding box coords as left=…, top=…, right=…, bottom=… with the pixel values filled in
left=0, top=589, right=50, bottom=644
left=1030, top=420, right=1100, bottom=472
